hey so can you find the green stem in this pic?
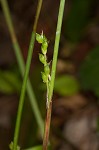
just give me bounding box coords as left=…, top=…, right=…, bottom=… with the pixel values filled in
left=0, top=0, right=44, bottom=148
left=13, top=1, right=43, bottom=149
left=46, top=81, right=49, bottom=108
left=49, top=0, right=65, bottom=101
left=43, top=0, right=65, bottom=149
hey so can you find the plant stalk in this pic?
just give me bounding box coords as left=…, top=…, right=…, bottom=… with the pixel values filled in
left=43, top=0, right=65, bottom=149
left=13, top=0, right=43, bottom=149
left=43, top=101, right=52, bottom=150
left=49, top=0, right=65, bottom=101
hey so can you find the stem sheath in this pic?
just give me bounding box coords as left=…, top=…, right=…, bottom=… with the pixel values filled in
left=43, top=102, right=52, bottom=150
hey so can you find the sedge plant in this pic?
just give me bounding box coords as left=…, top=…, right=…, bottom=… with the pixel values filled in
left=36, top=0, right=65, bottom=149
left=1, top=0, right=65, bottom=149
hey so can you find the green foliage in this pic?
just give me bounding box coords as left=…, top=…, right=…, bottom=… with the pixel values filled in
left=54, top=75, right=79, bottom=96
left=64, top=0, right=93, bottom=42
left=0, top=70, right=21, bottom=94
left=79, top=45, right=99, bottom=97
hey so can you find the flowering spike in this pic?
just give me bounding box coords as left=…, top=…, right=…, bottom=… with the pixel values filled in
left=36, top=32, right=51, bottom=108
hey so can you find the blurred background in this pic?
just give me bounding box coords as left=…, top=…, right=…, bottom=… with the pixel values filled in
left=0, top=0, right=99, bottom=149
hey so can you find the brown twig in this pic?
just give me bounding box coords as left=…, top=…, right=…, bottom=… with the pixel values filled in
left=43, top=101, right=52, bottom=150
